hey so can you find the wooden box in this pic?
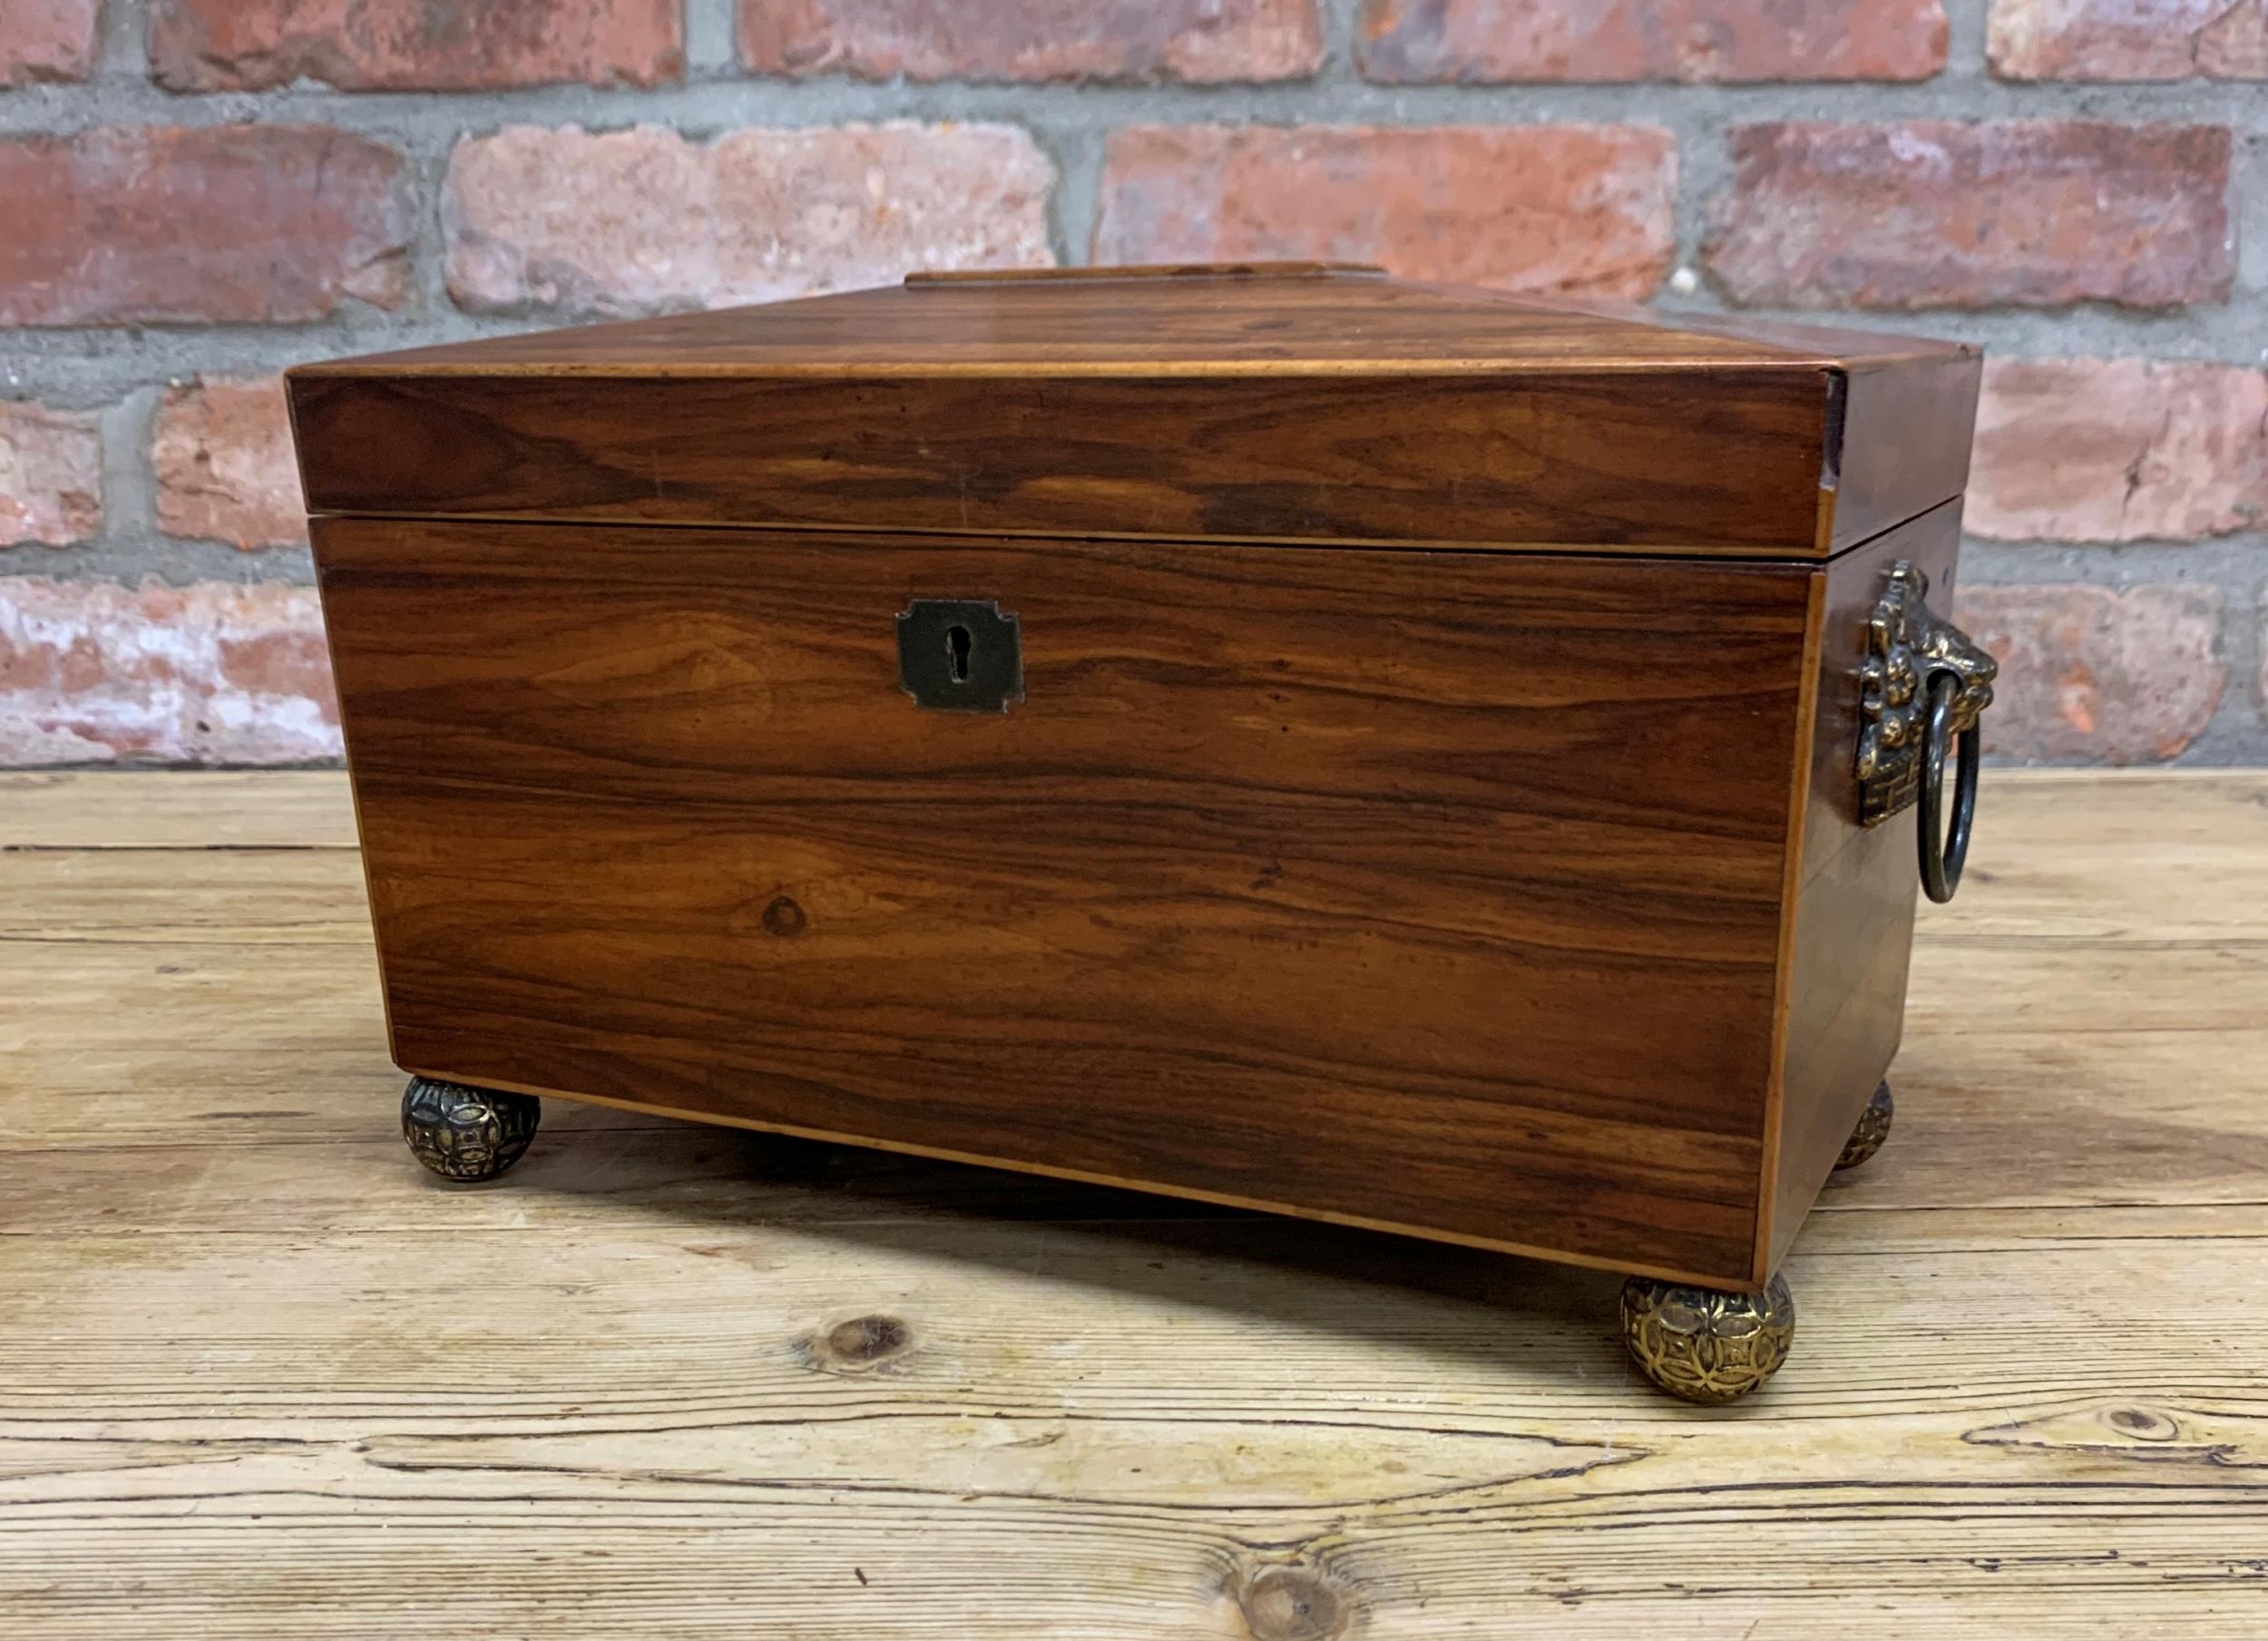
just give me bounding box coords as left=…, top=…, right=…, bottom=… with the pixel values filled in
left=288, top=264, right=1998, bottom=1402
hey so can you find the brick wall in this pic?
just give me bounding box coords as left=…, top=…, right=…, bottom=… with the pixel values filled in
left=2, top=0, right=2262, bottom=767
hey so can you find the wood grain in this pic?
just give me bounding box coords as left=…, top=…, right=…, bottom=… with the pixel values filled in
left=291, top=269, right=1957, bottom=374
left=1829, top=354, right=1983, bottom=552
left=289, top=366, right=1842, bottom=553
left=5, top=770, right=2267, bottom=1636
left=3, top=1234, right=2264, bottom=1639
left=1765, top=502, right=1961, bottom=1273
left=314, top=518, right=1820, bottom=1286
left=0, top=849, right=372, bottom=944
left=0, top=769, right=358, bottom=848
left=287, top=269, right=1975, bottom=557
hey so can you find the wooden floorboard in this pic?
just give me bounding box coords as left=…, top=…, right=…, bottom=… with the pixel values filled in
left=2, top=769, right=2264, bottom=1636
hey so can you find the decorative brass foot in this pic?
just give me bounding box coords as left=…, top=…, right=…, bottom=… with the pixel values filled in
left=1619, top=1273, right=1795, bottom=1404
left=401, top=1076, right=540, bottom=1182
left=1834, top=1079, right=1895, bottom=1172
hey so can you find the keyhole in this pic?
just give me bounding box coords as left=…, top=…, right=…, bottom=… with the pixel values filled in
left=946, top=624, right=973, bottom=683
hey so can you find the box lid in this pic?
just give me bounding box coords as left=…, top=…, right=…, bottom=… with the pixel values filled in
left=288, top=264, right=1979, bottom=559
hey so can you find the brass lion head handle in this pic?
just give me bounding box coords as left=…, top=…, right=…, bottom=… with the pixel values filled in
left=1856, top=562, right=1999, bottom=902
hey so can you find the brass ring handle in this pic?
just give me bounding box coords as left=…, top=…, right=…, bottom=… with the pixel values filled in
left=1917, top=669, right=1980, bottom=904
left=1856, top=562, right=1998, bottom=906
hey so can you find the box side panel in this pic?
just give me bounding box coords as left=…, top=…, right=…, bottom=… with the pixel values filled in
left=289, top=368, right=1830, bottom=556
left=1768, top=501, right=1964, bottom=1274
left=313, top=520, right=1811, bottom=1286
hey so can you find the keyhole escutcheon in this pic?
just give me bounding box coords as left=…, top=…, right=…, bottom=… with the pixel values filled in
left=896, top=598, right=1022, bottom=713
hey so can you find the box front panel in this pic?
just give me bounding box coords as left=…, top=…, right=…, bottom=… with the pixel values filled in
left=289, top=366, right=1835, bottom=555
left=315, top=520, right=1811, bottom=1284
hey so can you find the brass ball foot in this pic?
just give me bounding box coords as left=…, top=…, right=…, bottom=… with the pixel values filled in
left=401, top=1076, right=540, bottom=1182
left=1834, top=1079, right=1895, bottom=1172
left=1619, top=1273, right=1795, bottom=1404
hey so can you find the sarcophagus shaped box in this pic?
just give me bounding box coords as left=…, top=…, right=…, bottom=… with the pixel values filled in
left=289, top=264, right=1997, bottom=1402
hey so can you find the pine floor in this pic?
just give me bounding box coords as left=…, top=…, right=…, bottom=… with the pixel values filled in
left=3, top=769, right=2264, bottom=1638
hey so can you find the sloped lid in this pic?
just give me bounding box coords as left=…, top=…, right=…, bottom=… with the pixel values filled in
left=288, top=264, right=1980, bottom=558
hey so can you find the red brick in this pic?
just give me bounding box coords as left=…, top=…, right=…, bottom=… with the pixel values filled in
left=0, top=127, right=413, bottom=327
left=445, top=122, right=1055, bottom=317
left=148, top=0, right=683, bottom=92
left=1, top=402, right=103, bottom=548
left=1970, top=358, right=2268, bottom=542
left=152, top=376, right=308, bottom=552
left=0, top=0, right=97, bottom=84
left=1360, top=0, right=1947, bottom=83
left=0, top=579, right=340, bottom=766
left=1093, top=124, right=1676, bottom=300
left=1956, top=584, right=2224, bottom=763
left=1989, top=0, right=2268, bottom=81
left=1705, top=122, right=2233, bottom=309
left=741, top=0, right=1322, bottom=82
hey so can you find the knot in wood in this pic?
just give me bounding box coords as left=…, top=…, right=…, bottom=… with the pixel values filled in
left=808, top=1314, right=913, bottom=1372
left=1233, top=1562, right=1351, bottom=1641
